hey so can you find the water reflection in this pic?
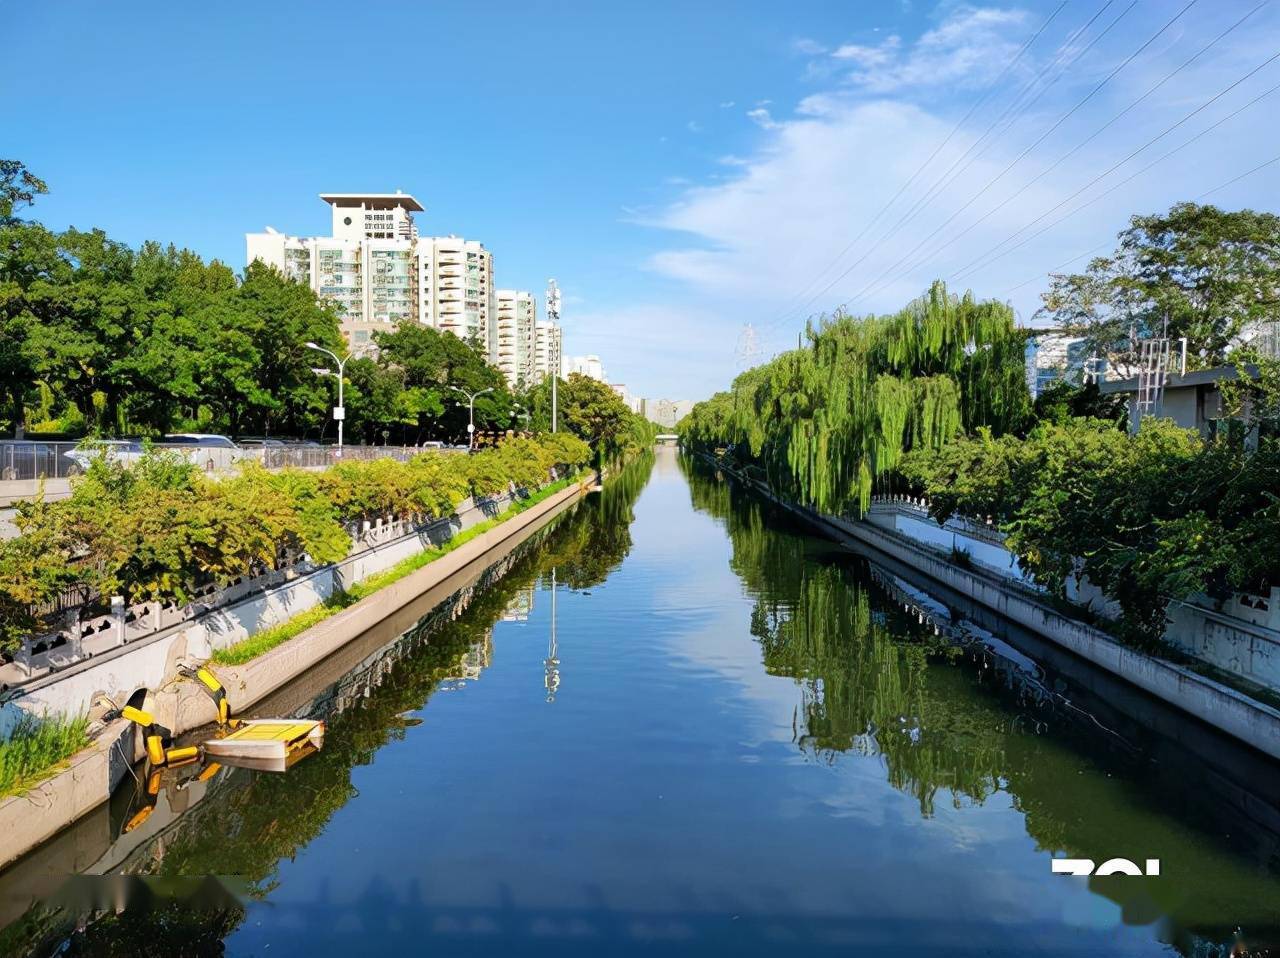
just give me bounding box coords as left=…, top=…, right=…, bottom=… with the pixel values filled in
left=681, top=453, right=1280, bottom=953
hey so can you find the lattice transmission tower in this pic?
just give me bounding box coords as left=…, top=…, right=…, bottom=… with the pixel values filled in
left=735, top=323, right=764, bottom=369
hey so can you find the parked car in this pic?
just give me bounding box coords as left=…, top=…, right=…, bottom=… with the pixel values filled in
left=160, top=434, right=243, bottom=470
left=63, top=439, right=146, bottom=474
left=237, top=437, right=287, bottom=467
left=162, top=433, right=239, bottom=449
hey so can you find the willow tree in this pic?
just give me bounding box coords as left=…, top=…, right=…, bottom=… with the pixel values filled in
left=681, top=281, right=1030, bottom=514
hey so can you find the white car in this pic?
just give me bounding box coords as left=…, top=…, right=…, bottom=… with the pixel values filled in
left=160, top=434, right=244, bottom=469
left=63, top=439, right=146, bottom=474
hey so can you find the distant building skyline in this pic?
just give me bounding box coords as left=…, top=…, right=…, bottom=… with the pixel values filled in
left=247, top=192, right=570, bottom=380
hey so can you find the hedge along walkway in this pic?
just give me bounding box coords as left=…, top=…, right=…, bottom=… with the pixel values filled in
left=212, top=474, right=583, bottom=666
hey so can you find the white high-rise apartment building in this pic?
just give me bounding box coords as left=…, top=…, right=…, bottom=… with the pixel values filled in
left=533, top=320, right=562, bottom=383
left=246, top=193, right=494, bottom=350
left=493, top=290, right=536, bottom=388
left=418, top=236, right=494, bottom=348
left=567, top=354, right=607, bottom=383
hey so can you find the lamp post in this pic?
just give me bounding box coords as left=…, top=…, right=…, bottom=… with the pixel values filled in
left=305, top=342, right=350, bottom=457
left=450, top=385, right=493, bottom=451
left=511, top=403, right=532, bottom=433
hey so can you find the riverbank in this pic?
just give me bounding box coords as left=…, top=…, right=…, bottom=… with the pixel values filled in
left=701, top=453, right=1280, bottom=761
left=0, top=469, right=597, bottom=869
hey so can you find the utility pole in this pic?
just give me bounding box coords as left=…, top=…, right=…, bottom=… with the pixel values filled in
left=306, top=342, right=350, bottom=456
left=449, top=385, right=493, bottom=450
left=546, top=279, right=561, bottom=432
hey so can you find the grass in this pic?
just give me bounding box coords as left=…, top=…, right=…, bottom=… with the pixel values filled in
left=211, top=474, right=583, bottom=667
left=0, top=714, right=91, bottom=799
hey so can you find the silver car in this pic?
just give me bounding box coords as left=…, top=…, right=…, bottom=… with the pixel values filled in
left=63, top=439, right=146, bottom=474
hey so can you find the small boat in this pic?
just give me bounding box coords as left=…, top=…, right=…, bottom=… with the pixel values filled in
left=202, top=719, right=325, bottom=772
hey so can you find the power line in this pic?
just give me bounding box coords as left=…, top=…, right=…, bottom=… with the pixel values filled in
left=999, top=151, right=1280, bottom=299
left=840, top=0, right=1200, bottom=313
left=760, top=1, right=1131, bottom=338
left=950, top=57, right=1280, bottom=283
left=851, top=0, right=1263, bottom=306
left=757, top=1, right=1119, bottom=337
left=752, top=2, right=1068, bottom=332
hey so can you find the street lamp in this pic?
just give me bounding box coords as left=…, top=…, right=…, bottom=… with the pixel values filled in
left=511, top=403, right=532, bottom=432
left=449, top=385, right=494, bottom=451
left=306, top=342, right=349, bottom=456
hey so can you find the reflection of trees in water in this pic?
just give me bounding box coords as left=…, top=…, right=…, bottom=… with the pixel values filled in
left=682, top=454, right=1280, bottom=949
left=15, top=455, right=659, bottom=957
left=540, top=450, right=654, bottom=591
left=683, top=453, right=1005, bottom=815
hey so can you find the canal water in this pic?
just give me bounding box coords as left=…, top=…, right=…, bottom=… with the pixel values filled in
left=5, top=445, right=1280, bottom=956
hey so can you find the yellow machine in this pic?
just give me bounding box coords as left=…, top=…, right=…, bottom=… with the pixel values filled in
left=118, top=666, right=323, bottom=773
left=202, top=720, right=325, bottom=772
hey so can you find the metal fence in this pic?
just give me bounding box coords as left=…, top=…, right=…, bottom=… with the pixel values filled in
left=0, top=441, right=464, bottom=482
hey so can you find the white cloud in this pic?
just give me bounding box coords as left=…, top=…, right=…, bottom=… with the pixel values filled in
left=831, top=36, right=901, bottom=68
left=594, top=4, right=1280, bottom=398
left=829, top=6, right=1028, bottom=92
left=718, top=100, right=736, bottom=108
left=792, top=38, right=827, bottom=56
left=687, top=119, right=703, bottom=133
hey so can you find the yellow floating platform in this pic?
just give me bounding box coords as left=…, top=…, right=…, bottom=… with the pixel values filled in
left=202, top=719, right=325, bottom=772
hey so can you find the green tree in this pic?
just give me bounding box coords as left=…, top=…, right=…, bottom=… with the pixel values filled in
left=231, top=262, right=343, bottom=437
left=556, top=373, right=633, bottom=463
left=25, top=228, right=146, bottom=433
left=1038, top=204, right=1280, bottom=374
left=375, top=321, right=509, bottom=442
left=681, top=281, right=1030, bottom=513
left=0, top=223, right=65, bottom=436
left=0, top=159, right=48, bottom=225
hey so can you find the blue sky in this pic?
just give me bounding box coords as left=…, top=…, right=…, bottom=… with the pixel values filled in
left=6, top=1, right=1279, bottom=399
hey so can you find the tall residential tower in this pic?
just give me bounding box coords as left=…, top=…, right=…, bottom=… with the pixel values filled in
left=246, top=193, right=493, bottom=350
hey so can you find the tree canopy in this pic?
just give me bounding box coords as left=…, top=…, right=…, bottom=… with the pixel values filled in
left=1036, top=203, right=1280, bottom=376
left=680, top=281, right=1031, bottom=514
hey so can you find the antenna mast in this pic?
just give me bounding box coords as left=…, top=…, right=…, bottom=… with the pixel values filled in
left=546, top=279, right=562, bottom=432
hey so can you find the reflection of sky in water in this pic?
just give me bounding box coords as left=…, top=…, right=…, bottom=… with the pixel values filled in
left=217, top=451, right=1257, bottom=956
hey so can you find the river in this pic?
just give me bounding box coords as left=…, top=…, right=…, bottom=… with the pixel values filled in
left=3, top=445, right=1279, bottom=956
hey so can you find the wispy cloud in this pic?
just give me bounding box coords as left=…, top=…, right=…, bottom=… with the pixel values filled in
left=746, top=107, right=778, bottom=129
left=791, top=38, right=827, bottom=56
left=822, top=6, right=1028, bottom=93
left=831, top=36, right=901, bottom=68
left=718, top=100, right=736, bottom=108
left=687, top=119, right=703, bottom=133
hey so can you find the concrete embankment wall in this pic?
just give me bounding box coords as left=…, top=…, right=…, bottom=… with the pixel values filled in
left=714, top=462, right=1280, bottom=761
left=0, top=475, right=592, bottom=869
left=864, top=500, right=1280, bottom=691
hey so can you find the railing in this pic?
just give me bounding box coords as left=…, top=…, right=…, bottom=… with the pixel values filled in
left=0, top=477, right=564, bottom=690
left=0, top=442, right=465, bottom=482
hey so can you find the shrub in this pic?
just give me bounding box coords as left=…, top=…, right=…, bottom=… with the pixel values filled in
left=0, top=435, right=587, bottom=654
